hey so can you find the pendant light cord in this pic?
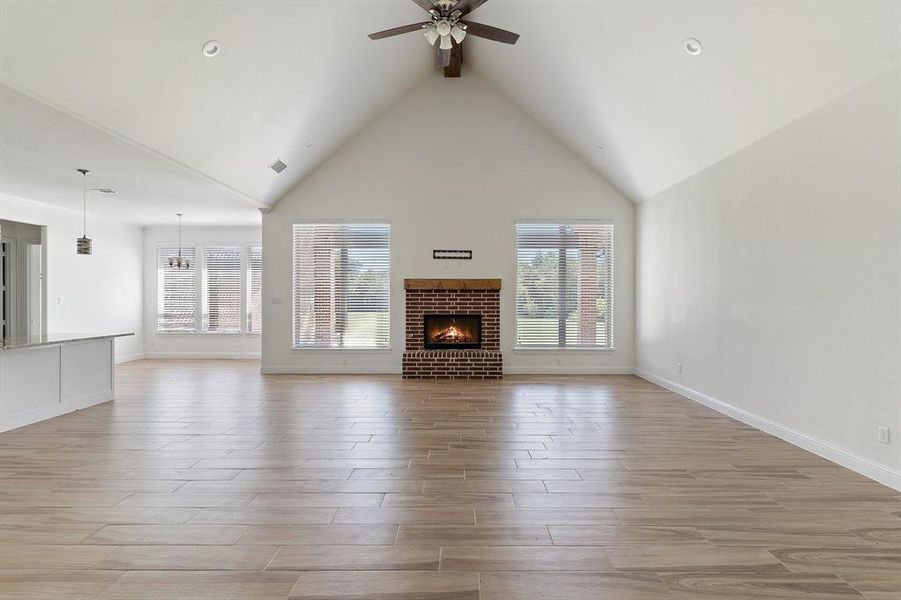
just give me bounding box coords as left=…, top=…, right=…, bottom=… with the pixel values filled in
left=76, top=168, right=90, bottom=237
left=82, top=172, right=87, bottom=236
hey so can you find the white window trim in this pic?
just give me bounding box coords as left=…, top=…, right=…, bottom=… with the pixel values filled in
left=291, top=221, right=392, bottom=351
left=156, top=241, right=198, bottom=335
left=245, top=243, right=263, bottom=335
left=156, top=241, right=262, bottom=336
left=513, top=219, right=615, bottom=352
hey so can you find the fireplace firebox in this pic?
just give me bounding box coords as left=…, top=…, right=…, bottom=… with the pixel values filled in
left=423, top=314, right=482, bottom=350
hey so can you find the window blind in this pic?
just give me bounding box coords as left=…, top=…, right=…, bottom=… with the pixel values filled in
left=246, top=245, right=263, bottom=334
left=157, top=244, right=197, bottom=332
left=515, top=223, right=614, bottom=349
left=293, top=223, right=390, bottom=349
left=202, top=245, right=242, bottom=333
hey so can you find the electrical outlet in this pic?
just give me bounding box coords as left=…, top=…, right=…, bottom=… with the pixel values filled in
left=877, top=426, right=891, bottom=445
left=677, top=362, right=683, bottom=374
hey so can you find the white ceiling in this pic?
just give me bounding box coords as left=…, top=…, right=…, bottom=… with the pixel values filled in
left=0, top=0, right=433, bottom=220
left=0, top=85, right=262, bottom=225
left=467, top=1, right=901, bottom=200
left=1, top=0, right=899, bottom=222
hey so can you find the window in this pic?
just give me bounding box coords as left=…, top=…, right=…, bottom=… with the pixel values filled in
left=293, top=223, right=390, bottom=349
left=156, top=242, right=261, bottom=334
left=246, top=245, right=263, bottom=334
left=515, top=222, right=614, bottom=349
left=202, top=245, right=242, bottom=333
left=157, top=244, right=197, bottom=333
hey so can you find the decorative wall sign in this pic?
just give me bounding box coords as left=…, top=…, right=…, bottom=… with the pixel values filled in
left=433, top=249, right=472, bottom=260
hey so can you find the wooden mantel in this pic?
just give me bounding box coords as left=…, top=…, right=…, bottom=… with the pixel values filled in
left=404, top=278, right=502, bottom=291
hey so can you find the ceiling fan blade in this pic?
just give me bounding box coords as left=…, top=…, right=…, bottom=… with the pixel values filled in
left=454, top=0, right=488, bottom=15
left=437, top=46, right=452, bottom=68
left=411, top=0, right=436, bottom=11
left=368, top=22, right=432, bottom=40
left=461, top=20, right=519, bottom=44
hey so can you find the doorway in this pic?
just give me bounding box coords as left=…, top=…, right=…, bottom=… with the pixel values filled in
left=0, top=240, right=8, bottom=339
left=0, top=219, right=46, bottom=340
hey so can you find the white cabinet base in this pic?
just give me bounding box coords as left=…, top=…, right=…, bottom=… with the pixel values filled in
left=0, top=338, right=115, bottom=432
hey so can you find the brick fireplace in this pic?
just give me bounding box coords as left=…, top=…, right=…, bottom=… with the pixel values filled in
left=402, top=279, right=502, bottom=379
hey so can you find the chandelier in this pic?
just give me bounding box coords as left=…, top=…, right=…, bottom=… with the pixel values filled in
left=168, top=213, right=190, bottom=269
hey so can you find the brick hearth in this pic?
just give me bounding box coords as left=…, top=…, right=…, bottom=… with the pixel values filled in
left=402, top=279, right=502, bottom=379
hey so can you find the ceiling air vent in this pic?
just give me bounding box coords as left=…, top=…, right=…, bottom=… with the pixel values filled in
left=269, top=158, right=288, bottom=174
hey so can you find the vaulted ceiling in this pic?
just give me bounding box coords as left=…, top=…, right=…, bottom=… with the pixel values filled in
left=469, top=1, right=901, bottom=200
left=1, top=1, right=898, bottom=223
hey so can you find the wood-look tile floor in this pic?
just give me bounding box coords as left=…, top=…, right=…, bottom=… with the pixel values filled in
left=1, top=359, right=899, bottom=599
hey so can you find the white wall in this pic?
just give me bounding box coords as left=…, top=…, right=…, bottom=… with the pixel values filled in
left=1, top=193, right=144, bottom=362
left=143, top=225, right=262, bottom=358
left=263, top=73, right=635, bottom=374
left=636, top=70, right=901, bottom=488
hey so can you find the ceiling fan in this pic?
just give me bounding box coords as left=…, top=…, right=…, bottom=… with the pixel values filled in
left=368, top=0, right=519, bottom=75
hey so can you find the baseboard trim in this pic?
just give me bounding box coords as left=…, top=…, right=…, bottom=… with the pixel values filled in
left=261, top=364, right=399, bottom=375
left=505, top=366, right=636, bottom=375
left=0, top=392, right=113, bottom=433
left=0, top=403, right=66, bottom=433
left=635, top=369, right=901, bottom=492
left=144, top=352, right=262, bottom=360
left=115, top=352, right=144, bottom=364
left=261, top=364, right=635, bottom=376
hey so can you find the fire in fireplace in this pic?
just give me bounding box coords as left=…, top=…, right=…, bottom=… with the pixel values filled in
left=424, top=314, right=482, bottom=350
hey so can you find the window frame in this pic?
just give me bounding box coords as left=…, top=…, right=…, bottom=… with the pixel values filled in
left=156, top=242, right=198, bottom=334
left=201, top=243, right=244, bottom=335
left=291, top=220, right=392, bottom=352
left=513, top=219, right=615, bottom=352
left=155, top=241, right=262, bottom=336
left=245, top=244, right=263, bottom=335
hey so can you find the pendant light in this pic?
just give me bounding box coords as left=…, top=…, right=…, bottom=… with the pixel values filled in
left=168, top=213, right=190, bottom=269
left=76, top=168, right=92, bottom=255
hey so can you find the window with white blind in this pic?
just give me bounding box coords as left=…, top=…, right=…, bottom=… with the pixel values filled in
left=246, top=245, right=263, bottom=334
left=157, top=244, right=197, bottom=333
left=515, top=222, right=614, bottom=349
left=293, top=223, right=390, bottom=349
left=202, top=245, right=242, bottom=333
left=156, top=242, right=261, bottom=334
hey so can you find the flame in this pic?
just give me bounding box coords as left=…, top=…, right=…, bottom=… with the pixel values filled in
left=431, top=322, right=474, bottom=343
left=439, top=325, right=466, bottom=341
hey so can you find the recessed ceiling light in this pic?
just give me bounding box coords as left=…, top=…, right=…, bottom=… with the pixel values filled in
left=202, top=40, right=221, bottom=58
left=684, top=38, right=702, bottom=56
left=269, top=158, right=288, bottom=174
left=91, top=188, right=117, bottom=195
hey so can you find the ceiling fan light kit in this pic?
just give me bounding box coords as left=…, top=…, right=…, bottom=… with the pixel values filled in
left=450, top=25, right=466, bottom=44
left=368, top=0, right=519, bottom=76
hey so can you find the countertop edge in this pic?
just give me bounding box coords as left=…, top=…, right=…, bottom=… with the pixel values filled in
left=0, top=333, right=135, bottom=351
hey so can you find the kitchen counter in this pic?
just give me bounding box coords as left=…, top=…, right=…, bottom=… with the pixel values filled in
left=0, top=333, right=133, bottom=432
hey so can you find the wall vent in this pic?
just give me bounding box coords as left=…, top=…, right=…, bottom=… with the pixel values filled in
left=269, top=158, right=288, bottom=174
